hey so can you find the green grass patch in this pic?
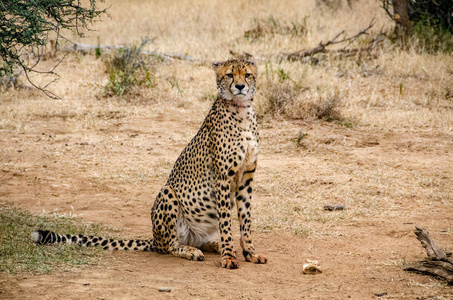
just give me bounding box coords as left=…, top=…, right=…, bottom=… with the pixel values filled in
left=0, top=208, right=120, bottom=274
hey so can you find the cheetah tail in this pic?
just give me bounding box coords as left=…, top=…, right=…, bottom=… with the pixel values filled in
left=31, top=229, right=156, bottom=251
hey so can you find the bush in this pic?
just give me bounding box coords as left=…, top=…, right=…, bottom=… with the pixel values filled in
left=102, top=39, right=155, bottom=97
left=411, top=18, right=453, bottom=53
left=382, top=0, right=453, bottom=53
left=408, top=0, right=453, bottom=34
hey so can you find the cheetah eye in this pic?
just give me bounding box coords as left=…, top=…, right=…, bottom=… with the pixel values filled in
left=245, top=73, right=251, bottom=78
left=226, top=73, right=234, bottom=78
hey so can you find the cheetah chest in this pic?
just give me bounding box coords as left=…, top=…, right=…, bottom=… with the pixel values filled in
left=239, top=131, right=258, bottom=172
left=230, top=130, right=258, bottom=193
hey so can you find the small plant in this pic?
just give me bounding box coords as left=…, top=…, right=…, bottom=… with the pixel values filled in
left=201, top=90, right=217, bottom=102
left=296, top=129, right=308, bottom=146
left=95, top=37, right=102, bottom=59
left=293, top=224, right=311, bottom=238
left=168, top=77, right=183, bottom=94
left=315, top=0, right=344, bottom=10
left=102, top=39, right=155, bottom=97
left=277, top=67, right=290, bottom=83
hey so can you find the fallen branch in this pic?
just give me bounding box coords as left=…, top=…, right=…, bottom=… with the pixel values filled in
left=403, top=226, right=453, bottom=285
left=414, top=226, right=448, bottom=260
left=281, top=19, right=377, bottom=62
left=59, top=42, right=196, bottom=62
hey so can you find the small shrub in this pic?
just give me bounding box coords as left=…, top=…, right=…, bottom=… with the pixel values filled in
left=262, top=82, right=301, bottom=116
left=258, top=63, right=302, bottom=117
left=258, top=62, right=311, bottom=118
left=258, top=63, right=345, bottom=122
left=316, top=0, right=343, bottom=10
left=277, top=67, right=290, bottom=83
left=102, top=39, right=155, bottom=97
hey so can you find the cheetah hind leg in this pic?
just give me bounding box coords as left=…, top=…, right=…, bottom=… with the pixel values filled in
left=200, top=241, right=220, bottom=253
left=169, top=244, right=205, bottom=261
left=152, top=186, right=205, bottom=262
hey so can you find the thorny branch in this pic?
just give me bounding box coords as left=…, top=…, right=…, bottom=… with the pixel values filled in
left=0, top=0, right=108, bottom=99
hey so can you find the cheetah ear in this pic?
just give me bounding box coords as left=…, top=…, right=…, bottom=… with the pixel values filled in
left=212, top=61, right=223, bottom=70
left=246, top=60, right=257, bottom=72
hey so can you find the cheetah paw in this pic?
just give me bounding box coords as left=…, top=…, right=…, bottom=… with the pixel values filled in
left=221, top=257, right=240, bottom=269
left=190, top=249, right=205, bottom=261
left=246, top=253, right=267, bottom=264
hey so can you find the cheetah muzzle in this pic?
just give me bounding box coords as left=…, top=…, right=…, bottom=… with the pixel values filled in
left=32, top=59, right=267, bottom=269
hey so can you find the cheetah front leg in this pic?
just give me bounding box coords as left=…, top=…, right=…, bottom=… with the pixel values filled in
left=217, top=177, right=240, bottom=269
left=236, top=169, right=267, bottom=264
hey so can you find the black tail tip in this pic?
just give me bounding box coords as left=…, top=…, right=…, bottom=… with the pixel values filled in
left=31, top=230, right=53, bottom=244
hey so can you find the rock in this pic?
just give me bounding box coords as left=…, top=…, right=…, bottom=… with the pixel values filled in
left=324, top=204, right=345, bottom=211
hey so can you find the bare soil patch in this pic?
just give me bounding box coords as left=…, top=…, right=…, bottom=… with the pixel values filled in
left=1, top=103, right=452, bottom=299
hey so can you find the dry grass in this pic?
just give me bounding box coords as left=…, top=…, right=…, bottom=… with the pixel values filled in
left=1, top=0, right=451, bottom=217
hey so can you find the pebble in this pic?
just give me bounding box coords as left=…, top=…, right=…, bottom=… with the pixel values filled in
left=324, top=204, right=345, bottom=211
left=159, top=287, right=171, bottom=293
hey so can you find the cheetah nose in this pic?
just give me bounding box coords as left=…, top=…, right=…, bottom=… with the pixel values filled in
left=235, top=84, right=245, bottom=91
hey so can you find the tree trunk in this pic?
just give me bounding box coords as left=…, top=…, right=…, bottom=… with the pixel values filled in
left=392, top=0, right=412, bottom=39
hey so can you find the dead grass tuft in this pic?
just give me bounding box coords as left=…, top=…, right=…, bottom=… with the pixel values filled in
left=257, top=63, right=345, bottom=123
left=259, top=81, right=302, bottom=117
left=309, top=94, right=343, bottom=121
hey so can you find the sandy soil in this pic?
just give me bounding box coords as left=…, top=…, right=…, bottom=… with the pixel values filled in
left=1, top=103, right=452, bottom=299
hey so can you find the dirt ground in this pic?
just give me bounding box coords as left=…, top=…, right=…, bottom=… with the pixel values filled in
left=1, top=100, right=452, bottom=299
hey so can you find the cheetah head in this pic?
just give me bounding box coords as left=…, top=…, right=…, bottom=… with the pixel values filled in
left=212, top=60, right=257, bottom=102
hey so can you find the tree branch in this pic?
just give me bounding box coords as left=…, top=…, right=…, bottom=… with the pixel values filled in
left=280, top=18, right=376, bottom=62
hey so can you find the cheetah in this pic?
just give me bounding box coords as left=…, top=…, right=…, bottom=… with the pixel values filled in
left=32, top=59, right=267, bottom=269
